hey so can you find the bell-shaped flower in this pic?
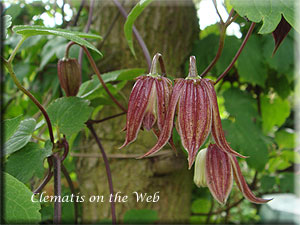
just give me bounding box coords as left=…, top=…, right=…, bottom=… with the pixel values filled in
left=120, top=54, right=172, bottom=148
left=194, top=144, right=271, bottom=204
left=140, top=56, right=245, bottom=168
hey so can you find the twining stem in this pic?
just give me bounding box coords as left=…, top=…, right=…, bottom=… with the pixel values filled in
left=65, top=42, right=127, bottom=113
left=215, top=22, right=256, bottom=84
left=53, top=153, right=62, bottom=224
left=78, top=0, right=95, bottom=67
left=88, top=112, right=126, bottom=124
left=8, top=36, right=26, bottom=63
left=112, top=0, right=151, bottom=70
left=86, top=123, right=116, bottom=224
left=149, top=53, right=166, bottom=76
left=61, top=164, right=78, bottom=224
left=4, top=61, right=55, bottom=143
left=33, top=157, right=54, bottom=194
left=201, top=9, right=237, bottom=77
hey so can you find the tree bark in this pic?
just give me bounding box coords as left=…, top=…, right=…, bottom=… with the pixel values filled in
left=75, top=0, right=200, bottom=223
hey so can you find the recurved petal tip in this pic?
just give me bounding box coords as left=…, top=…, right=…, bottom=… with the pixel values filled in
left=230, top=155, right=272, bottom=204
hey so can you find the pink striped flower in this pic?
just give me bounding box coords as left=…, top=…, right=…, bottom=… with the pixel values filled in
left=194, top=144, right=271, bottom=204
left=140, top=56, right=245, bottom=168
left=120, top=54, right=172, bottom=148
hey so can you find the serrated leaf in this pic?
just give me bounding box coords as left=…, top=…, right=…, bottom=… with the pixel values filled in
left=124, top=0, right=153, bottom=57
left=3, top=172, right=41, bottom=223
left=222, top=118, right=269, bottom=171
left=4, top=118, right=36, bottom=155
left=47, top=97, right=93, bottom=137
left=261, top=94, right=291, bottom=133
left=223, top=87, right=258, bottom=120
left=78, top=68, right=145, bottom=98
left=230, top=0, right=297, bottom=34
left=6, top=141, right=53, bottom=183
left=2, top=115, right=22, bottom=142
left=237, top=36, right=267, bottom=87
left=12, top=25, right=102, bottom=56
left=4, top=15, right=12, bottom=38
left=123, top=209, right=158, bottom=224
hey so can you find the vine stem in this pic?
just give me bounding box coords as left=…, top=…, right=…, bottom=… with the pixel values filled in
left=112, top=0, right=151, bottom=70
left=65, top=42, right=127, bottom=113
left=8, top=36, right=26, bottom=63
left=86, top=123, right=116, bottom=224
left=61, top=164, right=78, bottom=224
left=88, top=112, right=126, bottom=124
left=215, top=22, right=256, bottom=84
left=3, top=60, right=54, bottom=143
left=53, top=153, right=62, bottom=224
left=201, top=9, right=236, bottom=77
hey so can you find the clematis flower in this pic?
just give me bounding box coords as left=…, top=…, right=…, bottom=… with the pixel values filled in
left=140, top=56, right=245, bottom=168
left=194, top=144, right=271, bottom=204
left=120, top=53, right=172, bottom=148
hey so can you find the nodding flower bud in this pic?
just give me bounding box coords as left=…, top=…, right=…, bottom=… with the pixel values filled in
left=57, top=58, right=81, bottom=96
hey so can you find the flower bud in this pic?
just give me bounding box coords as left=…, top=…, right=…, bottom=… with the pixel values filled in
left=57, top=58, right=81, bottom=96
left=193, top=148, right=207, bottom=187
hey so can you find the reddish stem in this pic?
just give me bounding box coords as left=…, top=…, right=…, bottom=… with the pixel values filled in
left=215, top=22, right=256, bottom=84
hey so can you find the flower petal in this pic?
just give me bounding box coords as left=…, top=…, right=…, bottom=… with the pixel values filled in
left=202, top=79, right=246, bottom=158
left=155, top=77, right=172, bottom=131
left=178, top=80, right=212, bottom=169
left=206, top=144, right=233, bottom=205
left=194, top=148, right=208, bottom=188
left=120, top=77, right=154, bottom=148
left=230, top=155, right=272, bottom=204
left=138, top=78, right=185, bottom=158
left=143, top=81, right=157, bottom=130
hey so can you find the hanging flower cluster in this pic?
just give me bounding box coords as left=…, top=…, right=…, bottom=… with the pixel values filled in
left=120, top=54, right=270, bottom=204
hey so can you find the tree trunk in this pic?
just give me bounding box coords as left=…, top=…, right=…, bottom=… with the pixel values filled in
left=75, top=0, right=200, bottom=223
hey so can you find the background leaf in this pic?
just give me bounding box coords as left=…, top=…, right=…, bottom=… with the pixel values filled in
left=3, top=172, right=41, bottom=224
left=4, top=118, right=36, bottom=155
left=4, top=15, right=12, bottom=38
left=47, top=97, right=93, bottom=137
left=6, top=141, right=53, bottom=183
left=2, top=115, right=22, bottom=142
left=237, top=36, right=267, bottom=87
left=261, top=94, right=290, bottom=133
left=124, top=0, right=153, bottom=56
left=12, top=25, right=102, bottom=56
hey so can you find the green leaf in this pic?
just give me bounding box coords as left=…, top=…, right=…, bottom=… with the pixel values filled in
left=279, top=172, right=294, bottom=192
left=4, top=118, right=36, bottom=155
left=123, top=209, right=158, bottom=224
left=222, top=118, right=269, bottom=171
left=47, top=97, right=93, bottom=137
left=124, top=0, right=153, bottom=56
left=12, top=25, right=102, bottom=56
left=6, top=141, right=53, bottom=183
left=261, top=94, right=291, bottom=133
left=275, top=129, right=295, bottom=149
left=223, top=87, right=258, bottom=120
left=4, top=15, right=12, bottom=38
left=230, top=0, right=297, bottom=34
left=2, top=115, right=22, bottom=142
left=78, top=68, right=145, bottom=98
left=263, top=35, right=294, bottom=75
left=191, top=198, right=212, bottom=214
left=237, top=36, right=267, bottom=87
left=3, top=172, right=41, bottom=223
left=260, top=175, right=276, bottom=192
